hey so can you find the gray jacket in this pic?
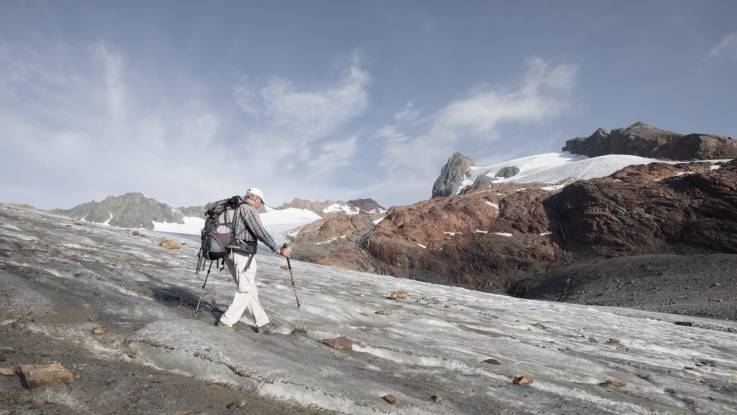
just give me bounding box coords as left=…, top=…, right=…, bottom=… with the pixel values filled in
left=224, top=202, right=277, bottom=252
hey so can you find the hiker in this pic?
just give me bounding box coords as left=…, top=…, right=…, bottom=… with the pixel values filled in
left=216, top=187, right=290, bottom=333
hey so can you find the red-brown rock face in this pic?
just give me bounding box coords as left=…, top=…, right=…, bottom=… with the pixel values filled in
left=545, top=160, right=737, bottom=256
left=291, top=160, right=737, bottom=294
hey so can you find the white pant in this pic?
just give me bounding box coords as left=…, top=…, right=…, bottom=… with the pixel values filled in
left=218, top=252, right=270, bottom=328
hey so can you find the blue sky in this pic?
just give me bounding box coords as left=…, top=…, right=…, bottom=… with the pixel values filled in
left=1, top=0, right=736, bottom=209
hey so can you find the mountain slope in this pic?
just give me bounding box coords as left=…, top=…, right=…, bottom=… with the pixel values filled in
left=290, top=159, right=737, bottom=303
left=2, top=205, right=737, bottom=414
left=0, top=205, right=737, bottom=414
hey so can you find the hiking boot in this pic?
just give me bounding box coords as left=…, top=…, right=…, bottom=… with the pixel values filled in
left=255, top=322, right=277, bottom=334
left=215, top=318, right=233, bottom=329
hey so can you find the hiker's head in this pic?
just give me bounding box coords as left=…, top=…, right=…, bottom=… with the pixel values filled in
left=245, top=187, right=265, bottom=208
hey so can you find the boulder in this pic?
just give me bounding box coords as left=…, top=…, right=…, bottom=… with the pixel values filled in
left=601, top=378, right=625, bottom=387
left=495, top=166, right=520, bottom=178
left=382, top=395, right=397, bottom=404
left=160, top=239, right=183, bottom=249
left=432, top=152, right=475, bottom=197
left=17, top=363, right=75, bottom=389
left=389, top=290, right=410, bottom=300
left=90, top=326, right=107, bottom=335
left=322, top=337, right=353, bottom=350
left=226, top=400, right=248, bottom=409
left=513, top=375, right=533, bottom=385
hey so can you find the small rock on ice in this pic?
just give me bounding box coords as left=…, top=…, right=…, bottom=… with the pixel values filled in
left=513, top=375, right=533, bottom=385
left=17, top=363, right=75, bottom=389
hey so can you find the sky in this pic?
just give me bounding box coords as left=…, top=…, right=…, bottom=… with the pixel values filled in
left=1, top=0, right=736, bottom=209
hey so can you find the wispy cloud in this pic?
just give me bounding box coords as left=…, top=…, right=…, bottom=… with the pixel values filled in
left=229, top=55, right=370, bottom=198
left=707, top=32, right=737, bottom=60
left=233, top=57, right=369, bottom=139
left=393, top=101, right=421, bottom=123
left=0, top=40, right=372, bottom=208
left=375, top=57, right=576, bottom=202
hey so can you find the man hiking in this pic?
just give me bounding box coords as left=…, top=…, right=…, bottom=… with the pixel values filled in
left=215, top=187, right=290, bottom=334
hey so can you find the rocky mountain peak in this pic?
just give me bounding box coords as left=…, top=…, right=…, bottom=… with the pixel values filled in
left=277, top=197, right=385, bottom=216
left=52, top=192, right=182, bottom=229
left=564, top=123, right=737, bottom=160
left=432, top=152, right=475, bottom=198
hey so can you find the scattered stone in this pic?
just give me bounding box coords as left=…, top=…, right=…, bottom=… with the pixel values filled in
left=588, top=337, right=597, bottom=343
left=83, top=303, right=91, bottom=311
left=175, top=411, right=193, bottom=415
left=226, top=399, right=247, bottom=409
left=382, top=394, right=397, bottom=404
left=208, top=381, right=228, bottom=389
left=606, top=338, right=621, bottom=346
left=684, top=366, right=702, bottom=373
left=72, top=219, right=82, bottom=225
left=160, top=239, right=183, bottom=249
left=431, top=394, right=443, bottom=403
left=389, top=290, right=410, bottom=300
left=0, top=367, right=15, bottom=376
left=513, top=375, right=533, bottom=385
left=132, top=230, right=140, bottom=236
left=482, top=358, right=501, bottom=365
left=236, top=368, right=249, bottom=377
left=17, top=364, right=75, bottom=389
left=322, top=337, right=353, bottom=351
left=675, top=321, right=694, bottom=327
left=636, top=373, right=653, bottom=382
left=91, top=326, right=107, bottom=335
left=601, top=378, right=625, bottom=387
left=374, top=308, right=389, bottom=315
left=696, top=359, right=716, bottom=367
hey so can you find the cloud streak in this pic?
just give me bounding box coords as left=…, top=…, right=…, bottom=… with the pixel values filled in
left=708, top=32, right=737, bottom=60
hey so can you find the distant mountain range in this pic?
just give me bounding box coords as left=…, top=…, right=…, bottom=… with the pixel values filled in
left=51, top=192, right=384, bottom=235
left=51, top=193, right=201, bottom=230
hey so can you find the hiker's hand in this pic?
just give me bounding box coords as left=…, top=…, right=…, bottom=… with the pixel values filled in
left=276, top=246, right=291, bottom=257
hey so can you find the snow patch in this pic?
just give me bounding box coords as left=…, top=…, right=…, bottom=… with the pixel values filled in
left=323, top=203, right=359, bottom=215
left=473, top=229, right=488, bottom=234
left=492, top=232, right=513, bottom=237
left=542, top=184, right=566, bottom=191
left=153, top=216, right=205, bottom=235
left=485, top=201, right=499, bottom=209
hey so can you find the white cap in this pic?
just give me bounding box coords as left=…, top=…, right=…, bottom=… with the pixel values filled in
left=246, top=187, right=265, bottom=204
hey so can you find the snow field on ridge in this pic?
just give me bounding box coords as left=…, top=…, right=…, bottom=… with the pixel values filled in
left=460, top=152, right=664, bottom=193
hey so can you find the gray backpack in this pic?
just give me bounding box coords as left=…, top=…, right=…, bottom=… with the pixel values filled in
left=195, top=196, right=255, bottom=276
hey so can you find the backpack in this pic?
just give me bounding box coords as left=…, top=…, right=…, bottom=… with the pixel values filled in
left=195, top=195, right=254, bottom=276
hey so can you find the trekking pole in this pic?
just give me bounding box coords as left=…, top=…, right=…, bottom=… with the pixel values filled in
left=283, top=243, right=306, bottom=332
left=193, top=261, right=213, bottom=318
